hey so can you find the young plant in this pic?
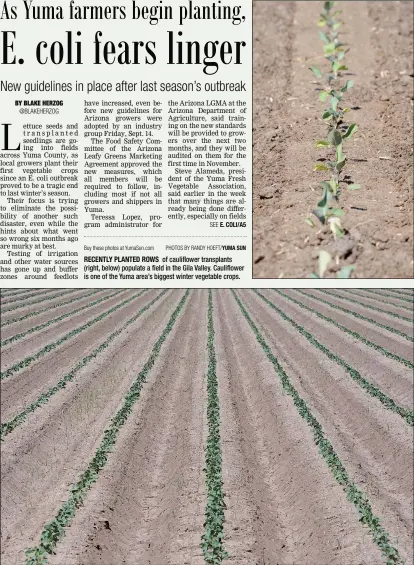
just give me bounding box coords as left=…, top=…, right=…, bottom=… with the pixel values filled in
left=309, top=250, right=355, bottom=279
left=307, top=1, right=361, bottom=278
left=310, top=1, right=347, bottom=84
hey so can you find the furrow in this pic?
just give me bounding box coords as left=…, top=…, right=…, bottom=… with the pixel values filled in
left=297, top=289, right=413, bottom=342
left=347, top=290, right=414, bottom=312
left=0, top=290, right=148, bottom=380
left=231, top=290, right=404, bottom=565
left=0, top=289, right=102, bottom=328
left=47, top=290, right=207, bottom=565
left=362, top=289, right=414, bottom=305
left=254, top=290, right=413, bottom=424
left=322, top=290, right=413, bottom=323
left=387, top=289, right=414, bottom=297
left=1, top=290, right=124, bottom=347
left=216, top=290, right=386, bottom=564
left=1, top=289, right=52, bottom=306
left=1, top=289, right=80, bottom=314
left=1, top=289, right=33, bottom=298
left=23, top=289, right=190, bottom=565
left=1, top=290, right=185, bottom=564
left=0, top=290, right=169, bottom=438
left=273, top=289, right=413, bottom=369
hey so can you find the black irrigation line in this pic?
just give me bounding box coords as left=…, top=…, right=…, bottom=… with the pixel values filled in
left=24, top=289, right=190, bottom=565
left=1, top=290, right=125, bottom=348
left=296, top=290, right=413, bottom=343
left=254, top=290, right=413, bottom=426
left=0, top=289, right=103, bottom=328
left=0, top=290, right=148, bottom=381
left=1, top=289, right=169, bottom=440
left=201, top=289, right=228, bottom=564
left=320, top=290, right=413, bottom=323
left=232, top=290, right=403, bottom=565
left=273, top=290, right=413, bottom=370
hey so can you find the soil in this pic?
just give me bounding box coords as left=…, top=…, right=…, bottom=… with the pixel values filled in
left=0, top=288, right=89, bottom=324
left=253, top=1, right=414, bottom=278
left=1, top=289, right=413, bottom=565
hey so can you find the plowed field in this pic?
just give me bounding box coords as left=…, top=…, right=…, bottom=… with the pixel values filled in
left=1, top=288, right=413, bottom=565
left=253, top=1, right=413, bottom=278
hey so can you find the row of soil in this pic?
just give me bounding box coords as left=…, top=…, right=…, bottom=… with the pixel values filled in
left=1, top=290, right=186, bottom=564
left=47, top=289, right=208, bottom=565
left=0, top=289, right=110, bottom=343
left=259, top=290, right=413, bottom=408
left=0, top=288, right=52, bottom=306
left=0, top=289, right=94, bottom=326
left=1, top=289, right=79, bottom=314
left=0, top=289, right=130, bottom=369
left=218, top=290, right=412, bottom=564
left=253, top=1, right=413, bottom=278
left=278, top=289, right=413, bottom=364
left=1, top=290, right=412, bottom=564
left=307, top=289, right=414, bottom=337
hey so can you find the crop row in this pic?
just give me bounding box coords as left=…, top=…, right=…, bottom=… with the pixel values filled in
left=24, top=289, right=190, bottom=565
left=297, top=290, right=413, bottom=343
left=322, top=290, right=413, bottom=322
left=201, top=289, right=228, bottom=564
left=254, top=290, right=413, bottom=425
left=232, top=290, right=403, bottom=564
left=347, top=290, right=413, bottom=311
left=0, top=289, right=148, bottom=381
left=273, top=290, right=413, bottom=369
left=1, top=288, right=51, bottom=305
left=307, top=1, right=360, bottom=278
left=1, top=288, right=34, bottom=298
left=1, top=288, right=79, bottom=314
left=391, top=289, right=414, bottom=297
left=0, top=289, right=103, bottom=328
left=361, top=289, right=414, bottom=305
left=1, top=290, right=125, bottom=348
left=1, top=289, right=168, bottom=440
left=5, top=290, right=410, bottom=564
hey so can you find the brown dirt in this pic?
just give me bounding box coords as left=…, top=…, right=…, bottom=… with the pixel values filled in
left=253, top=1, right=414, bottom=278
left=0, top=288, right=90, bottom=325
left=341, top=289, right=414, bottom=314
left=0, top=289, right=129, bottom=369
left=307, top=288, right=414, bottom=336
left=257, top=289, right=413, bottom=407
left=1, top=290, right=160, bottom=423
left=0, top=288, right=52, bottom=306
left=48, top=289, right=207, bottom=565
left=0, top=288, right=81, bottom=313
left=236, top=290, right=413, bottom=563
left=1, top=289, right=413, bottom=565
left=0, top=289, right=111, bottom=342
left=1, top=290, right=183, bottom=564
left=285, top=289, right=414, bottom=362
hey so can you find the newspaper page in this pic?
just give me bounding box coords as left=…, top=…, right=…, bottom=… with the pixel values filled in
left=0, top=0, right=251, bottom=287
left=1, top=3, right=414, bottom=565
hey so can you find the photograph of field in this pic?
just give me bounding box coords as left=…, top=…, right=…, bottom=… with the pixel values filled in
left=1, top=287, right=413, bottom=565
left=253, top=1, right=413, bottom=278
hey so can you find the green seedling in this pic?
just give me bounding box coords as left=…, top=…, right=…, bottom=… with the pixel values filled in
left=307, top=1, right=362, bottom=279
left=309, top=5, right=361, bottom=224
left=310, top=250, right=355, bottom=279
left=311, top=1, right=348, bottom=83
